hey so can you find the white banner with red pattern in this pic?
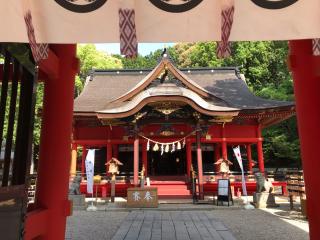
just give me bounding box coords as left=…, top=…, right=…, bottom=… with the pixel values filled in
left=1, top=0, right=320, bottom=44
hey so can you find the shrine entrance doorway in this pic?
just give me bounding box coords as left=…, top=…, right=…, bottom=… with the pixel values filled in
left=148, top=149, right=186, bottom=176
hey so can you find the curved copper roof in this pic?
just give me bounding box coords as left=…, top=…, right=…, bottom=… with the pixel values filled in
left=96, top=84, right=239, bottom=118
left=74, top=58, right=294, bottom=120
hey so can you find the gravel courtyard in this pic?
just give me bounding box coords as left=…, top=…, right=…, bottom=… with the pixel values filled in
left=65, top=203, right=309, bottom=240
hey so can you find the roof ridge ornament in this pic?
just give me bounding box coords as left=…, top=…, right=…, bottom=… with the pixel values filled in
left=158, top=46, right=173, bottom=64
left=161, top=47, right=168, bottom=58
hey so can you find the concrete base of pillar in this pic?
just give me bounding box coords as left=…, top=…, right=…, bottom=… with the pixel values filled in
left=253, top=192, right=279, bottom=208
left=69, top=194, right=86, bottom=210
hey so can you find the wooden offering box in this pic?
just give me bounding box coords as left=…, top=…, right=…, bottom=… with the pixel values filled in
left=127, top=187, right=158, bottom=208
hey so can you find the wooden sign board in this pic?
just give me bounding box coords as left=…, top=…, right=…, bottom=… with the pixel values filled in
left=127, top=187, right=158, bottom=208
left=217, top=179, right=233, bottom=206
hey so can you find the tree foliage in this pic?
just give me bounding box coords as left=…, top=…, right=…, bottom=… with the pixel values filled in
left=75, top=44, right=123, bottom=96
left=77, top=44, right=122, bottom=77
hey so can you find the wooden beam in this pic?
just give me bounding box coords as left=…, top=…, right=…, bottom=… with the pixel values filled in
left=25, top=209, right=49, bottom=239
left=74, top=139, right=134, bottom=145
left=0, top=63, right=50, bottom=82
left=188, top=137, right=261, bottom=143
left=12, top=68, right=38, bottom=185
left=73, top=137, right=261, bottom=146
left=2, top=60, right=20, bottom=186
left=0, top=64, right=13, bottom=81
left=0, top=52, right=10, bottom=186
left=261, top=114, right=295, bottom=128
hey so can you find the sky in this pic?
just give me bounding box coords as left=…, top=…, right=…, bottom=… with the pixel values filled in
left=95, top=43, right=174, bottom=56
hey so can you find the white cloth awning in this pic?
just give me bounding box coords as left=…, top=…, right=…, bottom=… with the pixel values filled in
left=1, top=0, right=319, bottom=43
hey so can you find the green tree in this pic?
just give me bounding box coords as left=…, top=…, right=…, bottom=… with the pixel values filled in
left=114, top=46, right=178, bottom=69
left=76, top=44, right=123, bottom=96
left=224, top=41, right=290, bottom=90
left=173, top=42, right=223, bottom=68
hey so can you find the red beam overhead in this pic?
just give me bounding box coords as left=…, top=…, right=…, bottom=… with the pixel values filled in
left=38, top=49, right=59, bottom=79
left=1, top=52, right=79, bottom=81
left=73, top=137, right=261, bottom=146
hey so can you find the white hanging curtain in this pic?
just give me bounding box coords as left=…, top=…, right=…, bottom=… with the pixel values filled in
left=1, top=0, right=319, bottom=43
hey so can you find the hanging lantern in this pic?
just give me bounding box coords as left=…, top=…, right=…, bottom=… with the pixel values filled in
left=171, top=143, right=176, bottom=152
left=147, top=140, right=150, bottom=151
left=182, top=138, right=186, bottom=148
left=153, top=143, right=159, bottom=151
left=165, top=144, right=170, bottom=153
left=177, top=141, right=181, bottom=150
left=161, top=144, right=164, bottom=155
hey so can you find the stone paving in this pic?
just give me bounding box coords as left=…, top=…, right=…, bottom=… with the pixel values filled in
left=66, top=202, right=309, bottom=240
left=111, top=211, right=236, bottom=240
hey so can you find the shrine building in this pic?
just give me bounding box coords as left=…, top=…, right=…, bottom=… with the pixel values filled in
left=72, top=56, right=295, bottom=198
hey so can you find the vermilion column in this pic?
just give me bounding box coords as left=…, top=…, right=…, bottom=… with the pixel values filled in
left=196, top=126, right=204, bottom=200
left=221, top=125, right=228, bottom=159
left=214, top=143, right=220, bottom=172
left=113, top=144, right=119, bottom=159
left=81, top=146, right=87, bottom=177
left=246, top=144, right=253, bottom=173
left=289, top=39, right=320, bottom=240
left=256, top=125, right=265, bottom=173
left=142, top=142, right=148, bottom=176
left=133, top=134, right=139, bottom=185
left=106, top=142, right=112, bottom=174
left=34, top=44, right=77, bottom=240
left=186, top=141, right=192, bottom=178
left=70, top=143, right=77, bottom=177
left=107, top=142, right=112, bottom=161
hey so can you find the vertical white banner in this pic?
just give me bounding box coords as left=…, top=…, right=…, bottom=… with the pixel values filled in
left=233, top=146, right=247, bottom=196
left=85, top=149, right=95, bottom=194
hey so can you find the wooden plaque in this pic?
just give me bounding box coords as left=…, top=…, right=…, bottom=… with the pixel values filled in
left=127, top=187, right=158, bottom=208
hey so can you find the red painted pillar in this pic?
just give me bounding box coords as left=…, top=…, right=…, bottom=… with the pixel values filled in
left=70, top=143, right=77, bottom=178
left=107, top=142, right=112, bottom=161
left=33, top=44, right=77, bottom=240
left=133, top=134, right=139, bottom=185
left=289, top=39, right=320, bottom=240
left=113, top=144, right=119, bottom=159
left=214, top=143, right=220, bottom=172
left=256, top=125, right=265, bottom=173
left=246, top=144, right=253, bottom=173
left=221, top=125, right=228, bottom=159
left=196, top=125, right=204, bottom=199
left=186, top=141, right=192, bottom=178
left=81, top=146, right=87, bottom=177
left=142, top=142, right=148, bottom=176
left=106, top=142, right=112, bottom=174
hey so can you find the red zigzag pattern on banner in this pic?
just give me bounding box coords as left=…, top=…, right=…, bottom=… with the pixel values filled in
left=217, top=6, right=234, bottom=59
left=24, top=10, right=48, bottom=63
left=119, top=9, right=138, bottom=58
left=312, top=39, right=320, bottom=56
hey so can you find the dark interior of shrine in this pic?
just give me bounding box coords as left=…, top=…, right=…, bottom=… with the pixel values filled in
left=148, top=150, right=186, bottom=176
